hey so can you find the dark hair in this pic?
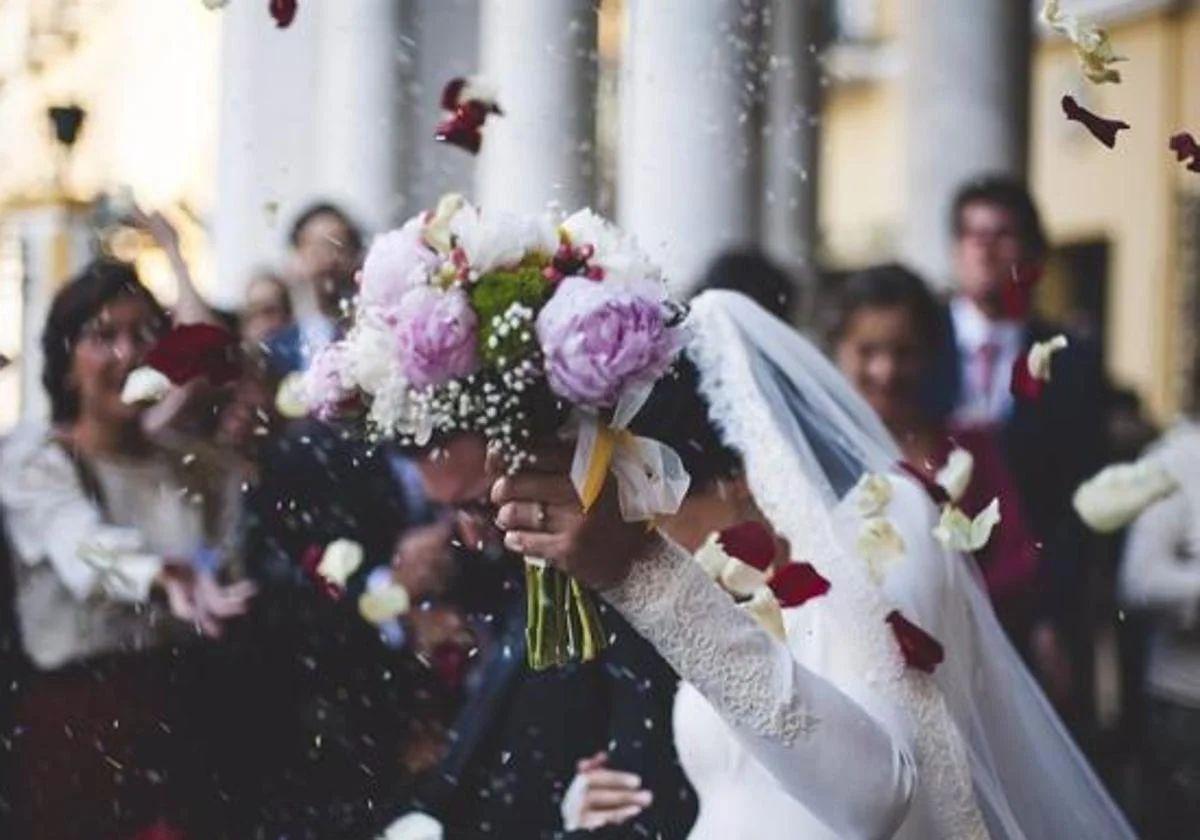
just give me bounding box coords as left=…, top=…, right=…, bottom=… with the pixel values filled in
left=826, top=263, right=942, bottom=352
left=42, top=259, right=166, bottom=423
left=695, top=249, right=796, bottom=321
left=629, top=355, right=741, bottom=490
left=288, top=201, right=364, bottom=255
left=950, top=174, right=1048, bottom=258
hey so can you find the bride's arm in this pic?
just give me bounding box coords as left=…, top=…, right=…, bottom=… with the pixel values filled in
left=602, top=532, right=916, bottom=839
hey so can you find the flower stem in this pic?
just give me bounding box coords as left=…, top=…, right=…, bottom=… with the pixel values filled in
left=524, top=559, right=607, bottom=671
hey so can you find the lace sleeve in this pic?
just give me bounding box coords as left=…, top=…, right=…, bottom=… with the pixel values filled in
left=602, top=533, right=916, bottom=839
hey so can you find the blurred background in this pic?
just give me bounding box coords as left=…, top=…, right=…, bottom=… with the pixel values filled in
left=1, top=0, right=1198, bottom=432
left=1, top=1, right=1199, bottom=835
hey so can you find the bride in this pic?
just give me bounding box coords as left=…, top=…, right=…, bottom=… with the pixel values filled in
left=492, top=290, right=1134, bottom=838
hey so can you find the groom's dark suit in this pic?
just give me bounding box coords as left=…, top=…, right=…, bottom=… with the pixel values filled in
left=395, top=576, right=697, bottom=839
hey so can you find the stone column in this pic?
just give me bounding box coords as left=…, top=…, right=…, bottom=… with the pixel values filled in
left=902, top=0, right=1032, bottom=286
left=475, top=0, right=597, bottom=215
left=618, top=0, right=764, bottom=293
left=762, top=0, right=825, bottom=276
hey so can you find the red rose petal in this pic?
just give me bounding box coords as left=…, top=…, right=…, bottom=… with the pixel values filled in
left=434, top=81, right=502, bottom=155
left=144, top=323, right=241, bottom=387
left=299, top=543, right=344, bottom=601
left=441, top=77, right=467, bottom=111
left=716, top=521, right=776, bottom=571
left=897, top=461, right=950, bottom=506
left=1061, top=95, right=1129, bottom=149
left=1001, top=262, right=1042, bottom=319
left=1009, top=354, right=1045, bottom=402
left=768, top=562, right=830, bottom=607
left=886, top=610, right=944, bottom=674
left=269, top=0, right=297, bottom=28
left=1169, top=131, right=1200, bottom=173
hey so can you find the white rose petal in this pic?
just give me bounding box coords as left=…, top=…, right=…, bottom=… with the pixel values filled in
left=358, top=582, right=412, bottom=625
left=201, top=0, right=230, bottom=10
left=853, top=473, right=894, bottom=517
left=423, top=193, right=467, bottom=255
left=1027, top=334, right=1069, bottom=382
left=316, top=539, right=364, bottom=588
left=449, top=203, right=530, bottom=276
left=857, top=517, right=906, bottom=584
left=380, top=811, right=443, bottom=840
left=719, top=556, right=769, bottom=598
left=935, top=448, right=975, bottom=503
left=121, top=366, right=172, bottom=404
left=743, top=587, right=787, bottom=642
left=933, top=498, right=1001, bottom=552
left=275, top=372, right=309, bottom=419
left=1041, top=0, right=1126, bottom=84
left=1073, top=459, right=1178, bottom=533
left=693, top=532, right=729, bottom=580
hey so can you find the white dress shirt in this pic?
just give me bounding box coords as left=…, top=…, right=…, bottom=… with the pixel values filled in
left=949, top=297, right=1024, bottom=427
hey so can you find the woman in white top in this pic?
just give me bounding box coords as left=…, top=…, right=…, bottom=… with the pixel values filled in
left=0, top=259, right=253, bottom=839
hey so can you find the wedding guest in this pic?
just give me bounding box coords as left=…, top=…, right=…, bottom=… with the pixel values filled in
left=265, top=201, right=363, bottom=376
left=241, top=268, right=293, bottom=347
left=374, top=432, right=697, bottom=839
left=1119, top=421, right=1200, bottom=839
left=830, top=263, right=1040, bottom=647
left=924, top=175, right=1108, bottom=716
left=695, top=249, right=797, bottom=321
left=0, top=259, right=255, bottom=839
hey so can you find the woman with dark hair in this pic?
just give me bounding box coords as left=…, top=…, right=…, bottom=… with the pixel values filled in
left=828, top=263, right=1040, bottom=648
left=0, top=259, right=254, bottom=839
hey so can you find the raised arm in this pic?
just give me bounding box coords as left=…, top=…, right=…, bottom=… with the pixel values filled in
left=1120, top=493, right=1200, bottom=623
left=602, top=533, right=916, bottom=839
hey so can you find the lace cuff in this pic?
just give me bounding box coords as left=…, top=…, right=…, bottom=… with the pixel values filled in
left=602, top=533, right=816, bottom=745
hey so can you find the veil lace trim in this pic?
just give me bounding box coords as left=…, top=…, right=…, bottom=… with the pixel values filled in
left=687, top=294, right=989, bottom=840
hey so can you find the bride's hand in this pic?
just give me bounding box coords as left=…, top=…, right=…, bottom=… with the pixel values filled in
left=561, top=752, right=653, bottom=831
left=491, top=444, right=653, bottom=590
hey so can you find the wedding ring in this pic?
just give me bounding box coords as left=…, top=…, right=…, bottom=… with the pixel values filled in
left=534, top=501, right=548, bottom=529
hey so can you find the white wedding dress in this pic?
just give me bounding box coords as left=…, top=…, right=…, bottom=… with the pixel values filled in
left=599, top=292, right=1135, bottom=839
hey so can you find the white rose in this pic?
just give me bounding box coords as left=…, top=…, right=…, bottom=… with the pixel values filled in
left=857, top=517, right=906, bottom=584
left=1073, top=458, right=1178, bottom=533
left=719, top=555, right=769, bottom=598
left=380, top=812, right=443, bottom=840
left=358, top=581, right=411, bottom=625
left=275, top=371, right=309, bottom=419
left=853, top=473, right=894, bottom=517
left=693, top=532, right=729, bottom=580
left=1027, top=334, right=1069, bottom=382
left=120, top=366, right=172, bottom=404
left=316, top=539, right=364, bottom=588
left=933, top=499, right=1001, bottom=552
left=935, top=448, right=974, bottom=503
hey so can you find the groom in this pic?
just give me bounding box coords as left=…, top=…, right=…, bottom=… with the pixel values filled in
left=376, top=433, right=697, bottom=839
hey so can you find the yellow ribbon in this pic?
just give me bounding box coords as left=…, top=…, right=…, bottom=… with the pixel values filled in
left=579, top=424, right=619, bottom=512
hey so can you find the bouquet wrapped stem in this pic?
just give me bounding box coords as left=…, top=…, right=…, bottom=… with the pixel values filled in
left=524, top=559, right=606, bottom=670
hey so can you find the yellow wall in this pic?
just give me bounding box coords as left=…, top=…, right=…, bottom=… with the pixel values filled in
left=820, top=4, right=1200, bottom=419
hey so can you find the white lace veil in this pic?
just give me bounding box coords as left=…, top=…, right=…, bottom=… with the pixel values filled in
left=685, top=290, right=1134, bottom=840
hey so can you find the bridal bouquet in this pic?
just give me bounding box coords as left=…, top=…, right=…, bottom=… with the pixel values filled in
left=302, top=194, right=690, bottom=669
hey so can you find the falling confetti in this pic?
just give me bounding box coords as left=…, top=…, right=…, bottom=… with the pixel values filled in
left=270, top=0, right=298, bottom=29
left=1041, top=0, right=1126, bottom=84
left=201, top=0, right=229, bottom=9
left=435, top=77, right=502, bottom=155
left=1061, top=95, right=1129, bottom=148
left=1169, top=132, right=1200, bottom=173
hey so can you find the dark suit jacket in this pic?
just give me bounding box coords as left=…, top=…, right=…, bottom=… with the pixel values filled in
left=926, top=308, right=1109, bottom=630
left=393, top=586, right=698, bottom=840
left=263, top=322, right=307, bottom=379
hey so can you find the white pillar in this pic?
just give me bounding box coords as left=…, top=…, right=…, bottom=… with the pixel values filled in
left=214, top=1, right=407, bottom=308
left=475, top=0, right=596, bottom=215
left=902, top=0, right=1031, bottom=286
left=618, top=0, right=762, bottom=293
left=762, top=0, right=824, bottom=276
left=314, top=0, right=406, bottom=232
left=403, top=0, right=480, bottom=216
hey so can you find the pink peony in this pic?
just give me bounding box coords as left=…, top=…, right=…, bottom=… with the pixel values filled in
left=359, top=219, right=440, bottom=311
left=536, top=276, right=680, bottom=409
left=390, top=286, right=479, bottom=389
left=303, top=342, right=355, bottom=420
